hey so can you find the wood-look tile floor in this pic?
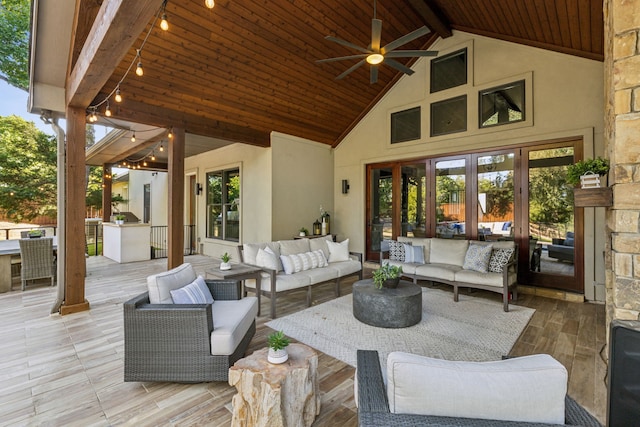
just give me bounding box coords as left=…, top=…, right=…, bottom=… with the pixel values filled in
left=0, top=255, right=606, bottom=426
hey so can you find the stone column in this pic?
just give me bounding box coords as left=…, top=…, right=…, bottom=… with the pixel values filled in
left=606, top=0, right=640, bottom=327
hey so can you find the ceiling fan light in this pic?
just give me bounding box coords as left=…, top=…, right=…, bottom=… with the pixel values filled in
left=366, top=53, right=384, bottom=65
left=205, top=0, right=215, bottom=9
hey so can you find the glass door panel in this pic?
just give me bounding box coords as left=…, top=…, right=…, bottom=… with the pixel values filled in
left=367, top=166, right=394, bottom=260
left=401, top=163, right=427, bottom=237
left=477, top=154, right=515, bottom=240
left=528, top=147, right=575, bottom=276
left=435, top=159, right=466, bottom=238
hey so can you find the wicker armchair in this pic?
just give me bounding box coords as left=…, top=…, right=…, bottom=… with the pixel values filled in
left=124, top=279, right=256, bottom=383
left=19, top=237, right=55, bottom=291
left=356, top=350, right=603, bottom=427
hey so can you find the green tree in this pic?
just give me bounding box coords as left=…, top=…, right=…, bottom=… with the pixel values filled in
left=0, top=115, right=57, bottom=221
left=0, top=0, right=29, bottom=90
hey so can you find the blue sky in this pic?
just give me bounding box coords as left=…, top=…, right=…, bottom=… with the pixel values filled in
left=0, top=79, right=54, bottom=135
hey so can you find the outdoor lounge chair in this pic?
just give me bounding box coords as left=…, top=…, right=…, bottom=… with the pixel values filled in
left=19, top=237, right=55, bottom=291
left=124, top=263, right=258, bottom=383
left=356, top=350, right=603, bottom=426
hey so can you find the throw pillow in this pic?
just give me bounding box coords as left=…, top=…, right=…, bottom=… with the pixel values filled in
left=488, top=248, right=515, bottom=273
left=463, top=244, right=493, bottom=273
left=256, top=246, right=279, bottom=271
left=279, top=250, right=328, bottom=275
left=170, top=275, right=214, bottom=304
left=388, top=240, right=405, bottom=262
left=402, top=243, right=425, bottom=264
left=327, top=239, right=350, bottom=263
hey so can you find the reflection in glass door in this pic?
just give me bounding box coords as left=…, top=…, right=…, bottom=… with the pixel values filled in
left=435, top=159, right=466, bottom=238
left=477, top=154, right=515, bottom=240
left=401, top=163, right=427, bottom=237
left=367, top=166, right=393, bottom=260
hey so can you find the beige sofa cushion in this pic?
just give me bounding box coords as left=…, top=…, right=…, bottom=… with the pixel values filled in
left=243, top=242, right=282, bottom=271
left=147, top=263, right=197, bottom=304
left=279, top=238, right=311, bottom=256
left=309, top=234, right=333, bottom=259
left=386, top=352, right=567, bottom=424
left=210, top=297, right=259, bottom=355
left=429, top=238, right=469, bottom=266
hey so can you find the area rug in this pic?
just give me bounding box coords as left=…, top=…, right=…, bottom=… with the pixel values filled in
left=266, top=288, right=535, bottom=369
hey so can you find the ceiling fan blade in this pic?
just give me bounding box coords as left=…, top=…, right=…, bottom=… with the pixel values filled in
left=371, top=19, right=382, bottom=51
left=384, top=58, right=415, bottom=75
left=316, top=54, right=369, bottom=63
left=370, top=65, right=378, bottom=84
left=385, top=50, right=438, bottom=58
left=382, top=26, right=431, bottom=52
left=325, top=35, right=371, bottom=54
left=336, top=59, right=366, bottom=79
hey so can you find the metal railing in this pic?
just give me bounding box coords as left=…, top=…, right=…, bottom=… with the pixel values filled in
left=150, top=225, right=196, bottom=259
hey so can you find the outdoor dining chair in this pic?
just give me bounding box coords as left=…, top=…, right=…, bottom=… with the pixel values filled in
left=19, top=237, right=55, bottom=291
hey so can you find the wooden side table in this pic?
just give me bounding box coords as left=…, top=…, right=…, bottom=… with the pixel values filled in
left=228, top=343, right=320, bottom=427
left=206, top=262, right=263, bottom=316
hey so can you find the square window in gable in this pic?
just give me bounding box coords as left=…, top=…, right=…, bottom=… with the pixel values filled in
left=430, top=48, right=467, bottom=93
left=479, top=80, right=525, bottom=128
left=391, top=106, right=421, bottom=144
left=430, top=95, right=467, bottom=137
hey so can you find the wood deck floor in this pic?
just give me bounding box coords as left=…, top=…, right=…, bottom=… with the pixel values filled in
left=0, top=255, right=607, bottom=426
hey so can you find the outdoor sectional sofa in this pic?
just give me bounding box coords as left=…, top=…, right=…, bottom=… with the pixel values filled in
left=381, top=236, right=518, bottom=311
left=239, top=235, right=362, bottom=318
left=356, top=350, right=603, bottom=426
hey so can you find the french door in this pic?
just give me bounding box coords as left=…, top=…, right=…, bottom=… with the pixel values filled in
left=365, top=138, right=583, bottom=292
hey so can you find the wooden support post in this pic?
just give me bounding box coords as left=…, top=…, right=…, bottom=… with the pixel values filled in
left=102, top=163, right=113, bottom=222
left=167, top=127, right=185, bottom=269
left=60, top=106, right=90, bottom=315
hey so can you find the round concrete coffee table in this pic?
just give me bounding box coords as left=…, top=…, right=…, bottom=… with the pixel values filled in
left=352, top=279, right=422, bottom=328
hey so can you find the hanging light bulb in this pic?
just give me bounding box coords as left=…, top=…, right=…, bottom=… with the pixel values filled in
left=151, top=152, right=156, bottom=161
left=167, top=127, right=173, bottom=138
left=135, top=50, right=144, bottom=76
left=205, top=0, right=215, bottom=9
left=131, top=132, right=136, bottom=142
left=105, top=102, right=112, bottom=117
left=143, top=160, right=148, bottom=167
left=159, top=143, right=164, bottom=152
left=115, top=87, right=122, bottom=103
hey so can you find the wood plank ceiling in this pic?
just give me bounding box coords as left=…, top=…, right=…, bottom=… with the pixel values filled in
left=77, top=0, right=603, bottom=166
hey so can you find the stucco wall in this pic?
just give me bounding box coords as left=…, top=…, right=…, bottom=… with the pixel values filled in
left=334, top=31, right=605, bottom=300
left=271, top=132, right=334, bottom=241
left=185, top=143, right=271, bottom=259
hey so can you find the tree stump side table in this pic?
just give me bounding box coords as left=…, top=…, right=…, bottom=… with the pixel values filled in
left=228, top=343, right=320, bottom=427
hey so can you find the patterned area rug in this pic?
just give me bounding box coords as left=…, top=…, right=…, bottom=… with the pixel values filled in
left=266, top=288, right=535, bottom=369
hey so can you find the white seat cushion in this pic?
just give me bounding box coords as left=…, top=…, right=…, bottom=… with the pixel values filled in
left=454, top=269, right=504, bottom=287
left=210, top=297, right=258, bottom=355
left=415, top=263, right=461, bottom=282
left=328, top=259, right=361, bottom=277
left=429, top=238, right=469, bottom=266
left=147, top=263, right=197, bottom=304
left=386, top=352, right=567, bottom=424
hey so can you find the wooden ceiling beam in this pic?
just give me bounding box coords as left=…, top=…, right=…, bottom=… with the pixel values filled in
left=67, top=0, right=163, bottom=108
left=105, top=97, right=272, bottom=147
left=405, top=0, right=452, bottom=39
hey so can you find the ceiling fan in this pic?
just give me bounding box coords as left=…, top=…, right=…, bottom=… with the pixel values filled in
left=317, top=0, right=438, bottom=84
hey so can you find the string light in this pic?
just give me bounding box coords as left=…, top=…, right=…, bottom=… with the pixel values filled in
left=135, top=50, right=144, bottom=76
left=159, top=143, right=164, bottom=152
left=160, top=0, right=169, bottom=31
left=205, top=0, right=215, bottom=8
left=131, top=132, right=136, bottom=142
left=167, top=127, right=173, bottom=139
left=115, top=87, right=122, bottom=103
left=105, top=101, right=112, bottom=117
left=151, top=152, right=156, bottom=161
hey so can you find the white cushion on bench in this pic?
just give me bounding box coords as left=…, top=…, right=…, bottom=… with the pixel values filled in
left=454, top=269, right=504, bottom=287
left=415, top=263, right=461, bottom=282
left=210, top=296, right=258, bottom=355
left=386, top=352, right=567, bottom=424
left=147, top=263, right=197, bottom=304
left=429, top=238, right=469, bottom=266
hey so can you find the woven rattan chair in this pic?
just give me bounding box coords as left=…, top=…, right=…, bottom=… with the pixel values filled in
left=356, top=350, right=603, bottom=427
left=19, top=237, right=55, bottom=291
left=123, top=279, right=256, bottom=383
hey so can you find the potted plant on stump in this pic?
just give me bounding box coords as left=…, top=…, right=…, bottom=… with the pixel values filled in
left=220, top=252, right=232, bottom=270
left=373, top=263, right=403, bottom=289
left=567, top=157, right=612, bottom=207
left=267, top=330, right=290, bottom=364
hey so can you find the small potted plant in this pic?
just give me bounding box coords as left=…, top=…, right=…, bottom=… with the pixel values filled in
left=28, top=229, right=43, bottom=238
left=220, top=252, right=232, bottom=270
left=114, top=214, right=126, bottom=225
left=372, top=263, right=403, bottom=289
left=567, top=157, right=610, bottom=188
left=299, top=227, right=308, bottom=237
left=267, top=330, right=290, bottom=364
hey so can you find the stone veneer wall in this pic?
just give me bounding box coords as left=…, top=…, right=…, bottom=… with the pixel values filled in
left=606, top=0, right=640, bottom=327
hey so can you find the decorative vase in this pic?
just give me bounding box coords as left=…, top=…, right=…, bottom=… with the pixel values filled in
left=383, top=277, right=400, bottom=289
left=220, top=262, right=231, bottom=271
left=268, top=347, right=289, bottom=364
left=115, top=220, right=124, bottom=225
